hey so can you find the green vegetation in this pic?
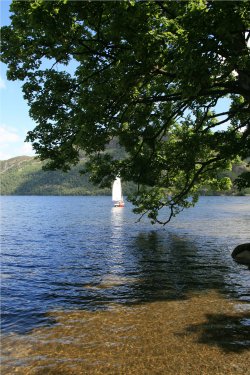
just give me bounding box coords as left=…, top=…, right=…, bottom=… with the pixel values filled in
left=1, top=1, right=249, bottom=222
left=0, top=156, right=108, bottom=195
left=1, top=155, right=249, bottom=196
left=0, top=140, right=136, bottom=196
left=203, top=161, right=250, bottom=196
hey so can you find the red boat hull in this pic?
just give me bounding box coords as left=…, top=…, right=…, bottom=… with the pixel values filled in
left=114, top=201, right=125, bottom=207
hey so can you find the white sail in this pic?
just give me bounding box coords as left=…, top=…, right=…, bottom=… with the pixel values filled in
left=112, top=177, right=122, bottom=202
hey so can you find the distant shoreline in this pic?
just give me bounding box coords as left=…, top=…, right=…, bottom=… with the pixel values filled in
left=1, top=156, right=249, bottom=196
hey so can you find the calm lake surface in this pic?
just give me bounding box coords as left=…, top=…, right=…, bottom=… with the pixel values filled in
left=1, top=196, right=250, bottom=335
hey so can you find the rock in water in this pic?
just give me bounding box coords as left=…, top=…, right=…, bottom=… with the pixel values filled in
left=232, top=243, right=250, bottom=266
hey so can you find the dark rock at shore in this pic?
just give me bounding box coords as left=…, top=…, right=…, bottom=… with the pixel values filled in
left=232, top=243, right=250, bottom=267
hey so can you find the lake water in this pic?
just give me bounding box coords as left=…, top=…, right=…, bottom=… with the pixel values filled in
left=1, top=196, right=250, bottom=374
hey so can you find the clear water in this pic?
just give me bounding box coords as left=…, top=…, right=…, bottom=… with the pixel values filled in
left=1, top=196, right=250, bottom=334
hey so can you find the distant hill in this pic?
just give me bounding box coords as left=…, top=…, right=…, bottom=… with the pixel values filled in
left=0, top=155, right=249, bottom=196
left=0, top=156, right=112, bottom=196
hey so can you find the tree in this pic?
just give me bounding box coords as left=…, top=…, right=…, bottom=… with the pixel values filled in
left=1, top=0, right=249, bottom=223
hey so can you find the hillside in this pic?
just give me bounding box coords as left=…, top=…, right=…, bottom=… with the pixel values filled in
left=0, top=155, right=249, bottom=196
left=0, top=156, right=112, bottom=196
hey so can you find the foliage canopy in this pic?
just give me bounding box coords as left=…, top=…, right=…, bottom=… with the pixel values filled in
left=1, top=0, right=250, bottom=223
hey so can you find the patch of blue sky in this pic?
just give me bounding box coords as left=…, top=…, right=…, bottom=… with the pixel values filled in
left=0, top=0, right=79, bottom=160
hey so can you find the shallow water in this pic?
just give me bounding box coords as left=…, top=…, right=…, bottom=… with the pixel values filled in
left=1, top=291, right=250, bottom=375
left=1, top=196, right=250, bottom=373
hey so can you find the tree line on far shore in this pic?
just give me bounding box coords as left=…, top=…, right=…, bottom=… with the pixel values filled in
left=1, top=155, right=249, bottom=196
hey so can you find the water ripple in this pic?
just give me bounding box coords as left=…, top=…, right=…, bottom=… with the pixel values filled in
left=1, top=196, right=250, bottom=334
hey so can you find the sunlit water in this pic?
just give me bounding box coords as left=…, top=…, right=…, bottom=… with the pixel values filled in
left=1, top=196, right=250, bottom=374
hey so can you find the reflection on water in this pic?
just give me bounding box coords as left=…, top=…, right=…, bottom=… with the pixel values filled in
left=108, top=207, right=126, bottom=274
left=1, top=196, right=250, bottom=374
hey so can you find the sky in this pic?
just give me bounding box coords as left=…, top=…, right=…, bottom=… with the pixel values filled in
left=0, top=0, right=37, bottom=160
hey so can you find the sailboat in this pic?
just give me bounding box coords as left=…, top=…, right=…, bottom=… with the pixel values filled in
left=112, top=177, right=125, bottom=207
